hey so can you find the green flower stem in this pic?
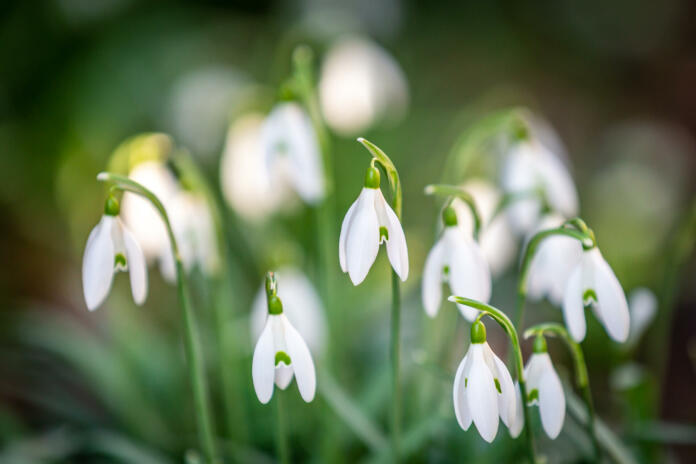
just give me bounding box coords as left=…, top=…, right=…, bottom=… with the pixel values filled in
left=424, top=184, right=482, bottom=240
left=358, top=138, right=403, bottom=462
left=98, top=172, right=218, bottom=464
left=514, top=226, right=593, bottom=331
left=275, top=390, right=290, bottom=464
left=449, top=296, right=538, bottom=464
left=525, top=323, right=600, bottom=461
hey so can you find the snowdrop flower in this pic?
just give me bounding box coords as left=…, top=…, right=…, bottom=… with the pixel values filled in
left=339, top=164, right=408, bottom=285
left=252, top=274, right=316, bottom=404
left=261, top=102, right=325, bottom=204
left=82, top=195, right=147, bottom=311
left=526, top=213, right=583, bottom=306
left=626, top=287, right=657, bottom=348
left=451, top=179, right=517, bottom=277
left=453, top=321, right=517, bottom=442
left=251, top=267, right=327, bottom=354
left=523, top=336, right=566, bottom=439
left=563, top=247, right=630, bottom=342
left=319, top=36, right=408, bottom=135
left=501, top=135, right=578, bottom=235
left=423, top=205, right=491, bottom=321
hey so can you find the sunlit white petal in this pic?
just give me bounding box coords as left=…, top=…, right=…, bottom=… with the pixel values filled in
left=374, top=190, right=409, bottom=281
left=282, top=315, right=316, bottom=402
left=121, top=220, right=148, bottom=305
left=345, top=189, right=380, bottom=285
left=252, top=318, right=276, bottom=404
left=422, top=237, right=445, bottom=317
left=467, top=344, right=499, bottom=442
left=82, top=216, right=116, bottom=311
left=563, top=264, right=587, bottom=342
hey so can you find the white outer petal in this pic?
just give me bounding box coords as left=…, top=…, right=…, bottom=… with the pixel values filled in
left=345, top=189, right=380, bottom=285
left=282, top=315, right=316, bottom=402
left=563, top=263, right=586, bottom=342
left=628, top=288, right=657, bottom=345
left=538, top=361, right=566, bottom=439
left=589, top=249, right=630, bottom=342
left=339, top=198, right=359, bottom=272
left=453, top=351, right=474, bottom=430
left=252, top=317, right=276, bottom=404
left=121, top=220, right=148, bottom=306
left=534, top=143, right=578, bottom=218
left=489, top=347, right=516, bottom=427
left=467, top=344, right=499, bottom=442
left=508, top=382, right=524, bottom=438
left=422, top=237, right=445, bottom=317
left=446, top=228, right=491, bottom=320
left=375, top=190, right=409, bottom=281
left=82, top=216, right=116, bottom=311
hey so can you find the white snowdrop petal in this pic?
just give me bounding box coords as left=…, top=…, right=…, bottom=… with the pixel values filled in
left=283, top=316, right=316, bottom=402
left=467, top=346, right=499, bottom=442
left=591, top=251, right=630, bottom=342
left=456, top=304, right=480, bottom=322
left=345, top=189, right=380, bottom=285
left=422, top=238, right=445, bottom=317
left=453, top=353, right=473, bottom=430
left=508, top=383, right=524, bottom=438
left=252, top=318, right=276, bottom=404
left=274, top=363, right=294, bottom=390
left=447, top=228, right=490, bottom=306
left=82, top=216, right=116, bottom=311
left=628, top=288, right=657, bottom=344
left=538, top=365, right=566, bottom=439
left=375, top=191, right=409, bottom=281
left=469, top=239, right=492, bottom=303
left=535, top=144, right=578, bottom=218
left=121, top=221, right=148, bottom=306
left=491, top=351, right=516, bottom=427
left=562, top=264, right=586, bottom=342
left=339, top=198, right=359, bottom=272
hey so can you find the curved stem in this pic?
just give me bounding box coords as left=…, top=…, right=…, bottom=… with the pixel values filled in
left=275, top=390, right=290, bottom=464
left=357, top=137, right=402, bottom=217
left=98, top=172, right=218, bottom=463
left=424, top=184, right=482, bottom=240
left=525, top=323, right=600, bottom=461
left=449, top=296, right=537, bottom=463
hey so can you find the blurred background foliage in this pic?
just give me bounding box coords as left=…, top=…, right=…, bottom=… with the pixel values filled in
left=0, top=0, right=695, bottom=463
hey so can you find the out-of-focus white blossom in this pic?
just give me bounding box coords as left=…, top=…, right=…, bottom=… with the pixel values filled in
left=626, top=287, right=657, bottom=348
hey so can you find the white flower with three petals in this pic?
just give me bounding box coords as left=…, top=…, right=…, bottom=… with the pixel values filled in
left=422, top=205, right=491, bottom=321
left=252, top=283, right=316, bottom=404
left=82, top=197, right=147, bottom=311
left=562, top=247, right=630, bottom=342
left=339, top=165, right=408, bottom=285
left=523, top=337, right=566, bottom=439
left=453, top=321, right=517, bottom=442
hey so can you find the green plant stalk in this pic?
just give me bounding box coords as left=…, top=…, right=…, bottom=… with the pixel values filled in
left=424, top=184, right=483, bottom=240
left=525, top=323, right=600, bottom=461
left=275, top=391, right=290, bottom=464
left=98, top=172, right=218, bottom=463
left=390, top=271, right=402, bottom=462
left=450, top=296, right=537, bottom=464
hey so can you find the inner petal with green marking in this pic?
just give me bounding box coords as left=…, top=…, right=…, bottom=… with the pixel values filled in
left=275, top=351, right=292, bottom=366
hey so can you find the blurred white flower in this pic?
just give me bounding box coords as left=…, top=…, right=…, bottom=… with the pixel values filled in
left=261, top=102, right=325, bottom=204
left=319, top=36, right=408, bottom=135
left=523, top=346, right=566, bottom=439
left=451, top=179, right=517, bottom=277
left=251, top=268, right=327, bottom=354
left=339, top=166, right=408, bottom=285
left=626, top=287, right=657, bottom=347
left=501, top=139, right=578, bottom=234
left=220, top=114, right=291, bottom=222
left=252, top=299, right=316, bottom=404
left=526, top=213, right=583, bottom=306
left=563, top=248, right=630, bottom=342
left=83, top=199, right=147, bottom=311
left=422, top=206, right=491, bottom=321
left=453, top=322, right=516, bottom=443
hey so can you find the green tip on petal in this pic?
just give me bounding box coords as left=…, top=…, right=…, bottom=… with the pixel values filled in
left=470, top=320, right=487, bottom=344
left=275, top=351, right=291, bottom=366
left=442, top=205, right=458, bottom=227
left=533, top=334, right=547, bottom=354
left=512, top=120, right=529, bottom=141
left=583, top=288, right=598, bottom=307
left=528, top=388, right=539, bottom=403
left=268, top=295, right=283, bottom=315
left=364, top=165, right=380, bottom=189
left=104, top=195, right=120, bottom=216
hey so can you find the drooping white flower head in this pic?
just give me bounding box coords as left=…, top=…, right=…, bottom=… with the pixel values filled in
left=261, top=102, right=325, bottom=204
left=220, top=114, right=291, bottom=221
left=319, top=36, right=408, bottom=136
left=251, top=267, right=327, bottom=355
left=252, top=275, right=316, bottom=404
left=453, top=321, right=517, bottom=442
left=522, top=336, right=566, bottom=439
left=82, top=196, right=147, bottom=311
left=423, top=205, right=491, bottom=321
left=626, top=287, right=657, bottom=348
left=339, top=165, right=408, bottom=285
left=526, top=213, right=583, bottom=306
left=501, top=137, right=578, bottom=235
left=563, top=247, right=630, bottom=342
left=451, top=179, right=517, bottom=277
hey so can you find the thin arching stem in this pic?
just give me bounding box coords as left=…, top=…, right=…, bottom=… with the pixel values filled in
left=98, top=172, right=218, bottom=463
left=525, top=323, right=600, bottom=461
left=449, top=296, right=538, bottom=464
